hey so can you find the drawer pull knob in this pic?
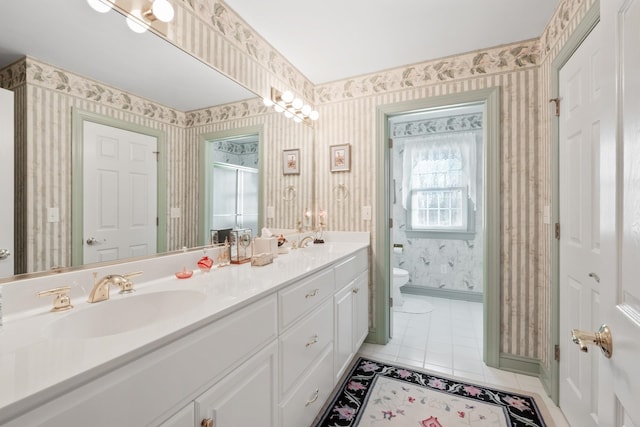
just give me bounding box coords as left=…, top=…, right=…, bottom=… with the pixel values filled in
left=352, top=287, right=360, bottom=294
left=305, top=289, right=319, bottom=298
left=306, top=335, right=319, bottom=347
left=305, top=388, right=320, bottom=406
left=201, top=418, right=214, bottom=427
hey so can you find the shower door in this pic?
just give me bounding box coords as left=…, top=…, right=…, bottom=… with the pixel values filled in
left=211, top=163, right=258, bottom=237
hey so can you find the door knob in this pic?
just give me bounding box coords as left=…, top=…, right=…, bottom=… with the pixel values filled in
left=0, top=249, right=10, bottom=260
left=201, top=418, right=214, bottom=427
left=86, top=237, right=105, bottom=245
left=571, top=324, right=612, bottom=358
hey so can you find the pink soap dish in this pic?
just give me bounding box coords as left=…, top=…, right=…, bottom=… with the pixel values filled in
left=175, top=267, right=193, bottom=279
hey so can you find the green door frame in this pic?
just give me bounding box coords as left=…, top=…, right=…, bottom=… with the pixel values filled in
left=373, top=88, right=501, bottom=368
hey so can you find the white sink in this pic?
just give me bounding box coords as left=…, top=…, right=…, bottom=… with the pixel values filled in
left=44, top=290, right=205, bottom=339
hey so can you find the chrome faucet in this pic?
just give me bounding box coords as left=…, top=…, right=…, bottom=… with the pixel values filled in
left=87, top=271, right=142, bottom=303
left=299, top=235, right=315, bottom=248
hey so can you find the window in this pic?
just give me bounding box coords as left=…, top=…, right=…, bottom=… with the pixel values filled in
left=402, top=132, right=477, bottom=238
left=410, top=187, right=468, bottom=230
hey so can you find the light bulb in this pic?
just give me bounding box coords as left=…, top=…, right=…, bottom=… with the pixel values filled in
left=87, top=0, right=112, bottom=13
left=309, top=110, right=319, bottom=121
left=292, top=98, right=303, bottom=110
left=281, top=90, right=294, bottom=103
left=126, top=10, right=149, bottom=33
left=284, top=111, right=294, bottom=119
left=301, top=105, right=312, bottom=116
left=151, top=0, right=175, bottom=23
left=263, top=98, right=274, bottom=107
left=274, top=104, right=284, bottom=113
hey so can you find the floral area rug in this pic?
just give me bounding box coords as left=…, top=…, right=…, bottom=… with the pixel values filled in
left=313, top=357, right=548, bottom=427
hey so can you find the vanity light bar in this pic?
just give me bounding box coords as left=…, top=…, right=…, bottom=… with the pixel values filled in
left=264, top=87, right=319, bottom=124
left=87, top=0, right=174, bottom=35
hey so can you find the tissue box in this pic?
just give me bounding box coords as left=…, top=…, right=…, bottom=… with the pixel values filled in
left=254, top=236, right=278, bottom=258
left=251, top=253, right=274, bottom=266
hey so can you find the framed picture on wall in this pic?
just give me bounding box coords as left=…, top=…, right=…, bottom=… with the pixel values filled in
left=330, top=143, right=351, bottom=172
left=282, top=148, right=300, bottom=175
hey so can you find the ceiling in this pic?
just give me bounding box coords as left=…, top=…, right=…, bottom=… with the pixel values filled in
left=223, top=0, right=560, bottom=84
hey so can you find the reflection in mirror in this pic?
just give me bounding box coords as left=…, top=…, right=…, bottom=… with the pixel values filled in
left=0, top=0, right=315, bottom=280
left=205, top=131, right=261, bottom=240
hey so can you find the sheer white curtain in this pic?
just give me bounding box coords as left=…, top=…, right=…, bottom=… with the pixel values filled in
left=401, top=132, right=477, bottom=210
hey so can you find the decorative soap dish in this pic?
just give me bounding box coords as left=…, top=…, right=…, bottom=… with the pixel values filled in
left=175, top=267, right=193, bottom=279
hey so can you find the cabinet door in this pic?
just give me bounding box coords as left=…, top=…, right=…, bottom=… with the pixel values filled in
left=334, top=283, right=355, bottom=382
left=158, top=403, right=194, bottom=427
left=195, top=342, right=278, bottom=427
left=353, top=271, right=369, bottom=349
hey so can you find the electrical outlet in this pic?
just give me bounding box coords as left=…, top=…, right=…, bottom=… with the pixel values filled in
left=440, top=264, right=447, bottom=274
left=170, top=207, right=181, bottom=218
left=362, top=205, right=372, bottom=221
left=47, top=207, right=59, bottom=223
left=266, top=206, right=275, bottom=219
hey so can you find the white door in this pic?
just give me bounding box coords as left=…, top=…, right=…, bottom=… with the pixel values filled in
left=596, top=1, right=640, bottom=426
left=83, top=121, right=157, bottom=264
left=0, top=88, right=13, bottom=277
left=558, top=23, right=601, bottom=427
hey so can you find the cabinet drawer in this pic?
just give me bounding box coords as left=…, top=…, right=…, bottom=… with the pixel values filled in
left=279, top=299, right=333, bottom=395
left=279, top=267, right=334, bottom=330
left=280, top=346, right=334, bottom=427
left=334, top=248, right=368, bottom=290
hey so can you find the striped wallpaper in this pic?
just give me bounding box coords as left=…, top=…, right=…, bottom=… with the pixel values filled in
left=1, top=0, right=596, bottom=367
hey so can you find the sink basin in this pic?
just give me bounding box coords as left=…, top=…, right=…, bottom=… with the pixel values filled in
left=44, top=290, right=205, bottom=339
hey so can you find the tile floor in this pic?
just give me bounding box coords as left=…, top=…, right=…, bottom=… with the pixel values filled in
left=359, top=294, right=571, bottom=427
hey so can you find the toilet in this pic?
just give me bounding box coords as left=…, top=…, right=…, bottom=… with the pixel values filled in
left=392, top=268, right=409, bottom=307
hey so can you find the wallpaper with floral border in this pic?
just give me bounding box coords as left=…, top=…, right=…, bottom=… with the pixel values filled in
left=1, top=0, right=596, bottom=370
left=211, top=139, right=259, bottom=167
left=315, top=41, right=539, bottom=103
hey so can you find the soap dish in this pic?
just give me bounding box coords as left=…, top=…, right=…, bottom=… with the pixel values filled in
left=175, top=267, right=193, bottom=279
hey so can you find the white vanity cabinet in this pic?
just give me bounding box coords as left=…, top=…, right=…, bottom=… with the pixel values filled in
left=277, top=267, right=335, bottom=427
left=194, top=342, right=279, bottom=427
left=0, top=241, right=369, bottom=427
left=157, top=403, right=195, bottom=427
left=334, top=249, right=369, bottom=382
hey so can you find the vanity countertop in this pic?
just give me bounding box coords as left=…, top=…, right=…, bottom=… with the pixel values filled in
left=0, top=238, right=369, bottom=424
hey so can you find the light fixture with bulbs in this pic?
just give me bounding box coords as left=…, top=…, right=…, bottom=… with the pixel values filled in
left=263, top=87, right=319, bottom=124
left=87, top=0, right=175, bottom=35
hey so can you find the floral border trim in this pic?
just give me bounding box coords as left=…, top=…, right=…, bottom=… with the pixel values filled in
left=315, top=39, right=540, bottom=104
left=391, top=113, right=483, bottom=137
left=213, top=139, right=258, bottom=155
left=0, top=59, right=26, bottom=91
left=540, top=0, right=593, bottom=58
left=19, top=57, right=185, bottom=126
left=185, top=97, right=269, bottom=127
left=179, top=0, right=314, bottom=100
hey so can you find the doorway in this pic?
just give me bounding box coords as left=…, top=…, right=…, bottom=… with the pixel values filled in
left=557, top=21, right=601, bottom=427
left=388, top=103, right=485, bottom=373
left=199, top=126, right=263, bottom=245
left=71, top=109, right=167, bottom=267
left=375, top=88, right=501, bottom=368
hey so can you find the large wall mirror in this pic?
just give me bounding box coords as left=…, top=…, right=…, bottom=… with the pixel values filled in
left=0, top=0, right=315, bottom=280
